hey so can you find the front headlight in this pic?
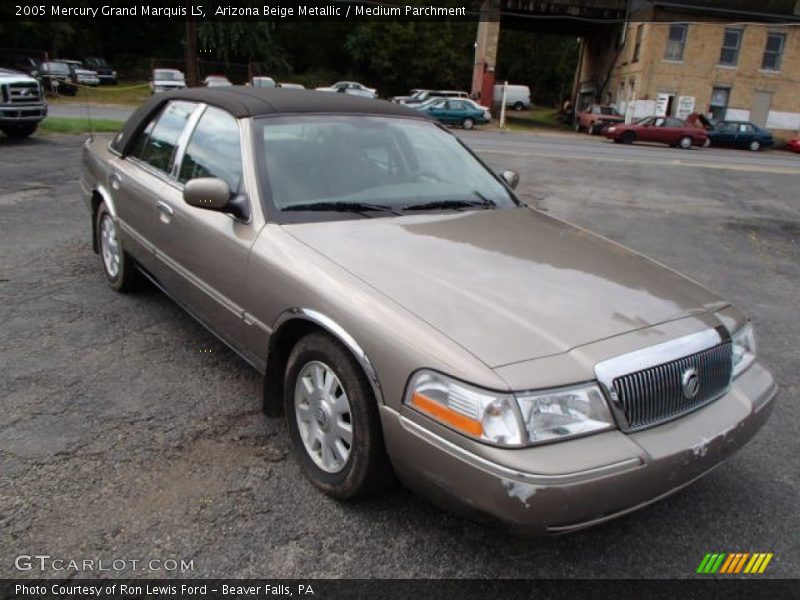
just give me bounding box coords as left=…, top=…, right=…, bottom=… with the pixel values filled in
left=607, top=126, right=617, bottom=133
left=732, top=322, right=756, bottom=378
left=404, top=370, right=615, bottom=447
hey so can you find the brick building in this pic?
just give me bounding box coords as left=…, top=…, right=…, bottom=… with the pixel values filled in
left=575, top=2, right=800, bottom=136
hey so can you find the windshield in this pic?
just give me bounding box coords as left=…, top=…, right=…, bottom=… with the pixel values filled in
left=154, top=70, right=184, bottom=81
left=42, top=62, right=69, bottom=75
left=254, top=116, right=517, bottom=219
left=599, top=106, right=619, bottom=116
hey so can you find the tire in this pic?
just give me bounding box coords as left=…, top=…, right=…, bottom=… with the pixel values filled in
left=462, top=118, right=475, bottom=130
left=679, top=136, right=693, bottom=150
left=95, top=203, right=140, bottom=292
left=749, top=140, right=761, bottom=152
left=284, top=332, right=392, bottom=499
left=1, top=123, right=37, bottom=138
left=620, top=131, right=636, bottom=145
left=513, top=101, right=524, bottom=111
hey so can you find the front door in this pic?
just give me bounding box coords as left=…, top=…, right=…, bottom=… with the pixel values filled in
left=751, top=90, right=773, bottom=129
left=149, top=105, right=257, bottom=351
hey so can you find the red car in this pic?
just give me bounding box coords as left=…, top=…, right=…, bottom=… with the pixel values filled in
left=787, top=138, right=800, bottom=153
left=604, top=116, right=708, bottom=149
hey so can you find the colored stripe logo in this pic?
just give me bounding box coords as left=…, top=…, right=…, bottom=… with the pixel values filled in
left=696, top=552, right=773, bottom=574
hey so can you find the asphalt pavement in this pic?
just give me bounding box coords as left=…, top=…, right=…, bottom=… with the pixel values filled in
left=0, top=131, right=797, bottom=579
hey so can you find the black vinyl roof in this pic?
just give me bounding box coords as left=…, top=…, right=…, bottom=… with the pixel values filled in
left=113, top=86, right=431, bottom=155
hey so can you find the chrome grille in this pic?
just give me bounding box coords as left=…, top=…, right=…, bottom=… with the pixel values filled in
left=7, top=82, right=41, bottom=104
left=612, top=342, right=732, bottom=431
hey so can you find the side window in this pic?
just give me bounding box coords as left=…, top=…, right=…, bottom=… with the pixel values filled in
left=178, top=106, right=243, bottom=193
left=130, top=101, right=195, bottom=174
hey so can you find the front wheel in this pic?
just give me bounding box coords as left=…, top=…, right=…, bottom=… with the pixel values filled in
left=512, top=101, right=524, bottom=111
left=0, top=123, right=37, bottom=138
left=284, top=332, right=391, bottom=499
left=679, top=136, right=693, bottom=150
left=749, top=140, right=761, bottom=152
left=620, top=131, right=636, bottom=145
left=462, top=118, right=475, bottom=130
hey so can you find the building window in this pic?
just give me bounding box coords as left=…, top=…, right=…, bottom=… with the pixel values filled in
left=719, top=28, right=743, bottom=66
left=709, top=86, right=730, bottom=121
left=762, top=32, right=786, bottom=71
left=664, top=24, right=688, bottom=61
left=632, top=25, right=644, bottom=62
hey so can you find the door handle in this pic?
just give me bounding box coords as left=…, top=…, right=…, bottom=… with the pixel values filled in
left=110, top=172, right=122, bottom=190
left=156, top=201, right=174, bottom=223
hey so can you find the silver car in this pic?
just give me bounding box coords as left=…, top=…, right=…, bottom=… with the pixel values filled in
left=80, top=87, right=776, bottom=534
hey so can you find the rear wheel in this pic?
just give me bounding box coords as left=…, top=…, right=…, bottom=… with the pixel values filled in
left=513, top=101, right=524, bottom=111
left=1, top=123, right=37, bottom=138
left=749, top=140, right=761, bottom=152
left=284, top=332, right=391, bottom=499
left=96, top=203, right=140, bottom=292
left=679, top=136, right=693, bottom=150
left=462, top=118, right=475, bottom=130
left=620, top=131, right=636, bottom=145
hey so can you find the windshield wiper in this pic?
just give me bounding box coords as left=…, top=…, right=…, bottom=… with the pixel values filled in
left=402, top=195, right=496, bottom=212
left=283, top=201, right=401, bottom=216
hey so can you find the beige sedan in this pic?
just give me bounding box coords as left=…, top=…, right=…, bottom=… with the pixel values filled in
left=80, top=87, right=776, bottom=534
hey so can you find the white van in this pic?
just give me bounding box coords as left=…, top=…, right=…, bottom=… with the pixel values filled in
left=493, top=84, right=532, bottom=111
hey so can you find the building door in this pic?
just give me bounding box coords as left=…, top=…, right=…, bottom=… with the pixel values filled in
left=751, top=90, right=773, bottom=128
left=656, top=92, right=676, bottom=117
left=709, top=86, right=730, bottom=121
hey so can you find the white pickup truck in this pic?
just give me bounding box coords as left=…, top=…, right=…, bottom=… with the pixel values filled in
left=0, top=67, right=47, bottom=138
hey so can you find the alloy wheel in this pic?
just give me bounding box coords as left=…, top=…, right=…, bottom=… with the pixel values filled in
left=99, top=214, right=121, bottom=279
left=294, top=361, right=353, bottom=473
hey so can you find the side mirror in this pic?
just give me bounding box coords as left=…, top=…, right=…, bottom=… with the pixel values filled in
left=500, top=170, right=519, bottom=190
left=184, top=177, right=230, bottom=210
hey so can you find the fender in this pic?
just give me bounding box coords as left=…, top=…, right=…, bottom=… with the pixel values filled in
left=272, top=307, right=384, bottom=405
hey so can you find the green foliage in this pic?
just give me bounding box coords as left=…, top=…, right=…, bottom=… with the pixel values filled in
left=198, top=21, right=289, bottom=73
left=496, top=32, right=580, bottom=106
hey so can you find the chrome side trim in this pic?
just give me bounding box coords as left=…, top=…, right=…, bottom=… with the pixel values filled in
left=594, top=326, right=731, bottom=429
left=117, top=220, right=153, bottom=252
left=396, top=412, right=642, bottom=486
left=272, top=308, right=384, bottom=404
left=93, top=184, right=117, bottom=219
left=243, top=312, right=272, bottom=334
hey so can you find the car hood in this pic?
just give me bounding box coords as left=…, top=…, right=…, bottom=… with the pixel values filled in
left=283, top=208, right=727, bottom=367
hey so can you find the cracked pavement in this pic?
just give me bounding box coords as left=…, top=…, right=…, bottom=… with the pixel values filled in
left=0, top=133, right=798, bottom=579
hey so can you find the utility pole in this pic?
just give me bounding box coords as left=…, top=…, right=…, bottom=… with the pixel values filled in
left=185, top=7, right=198, bottom=87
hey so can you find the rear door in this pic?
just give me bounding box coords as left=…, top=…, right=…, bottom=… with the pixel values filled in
left=111, top=100, right=197, bottom=272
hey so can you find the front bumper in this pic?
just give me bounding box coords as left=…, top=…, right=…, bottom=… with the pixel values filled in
left=382, top=360, right=776, bottom=534
left=0, top=104, right=47, bottom=123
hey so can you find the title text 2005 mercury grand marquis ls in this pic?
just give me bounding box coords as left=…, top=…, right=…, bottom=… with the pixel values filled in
left=80, top=88, right=776, bottom=534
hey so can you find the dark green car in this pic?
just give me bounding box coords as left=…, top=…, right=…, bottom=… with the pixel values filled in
left=417, top=98, right=491, bottom=129
left=707, top=121, right=774, bottom=152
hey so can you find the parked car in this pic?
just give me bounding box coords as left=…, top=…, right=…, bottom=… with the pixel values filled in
left=417, top=97, right=490, bottom=129
left=392, top=88, right=428, bottom=104
left=707, top=121, right=774, bottom=152
left=575, top=104, right=624, bottom=135
left=402, top=89, right=470, bottom=107
left=787, top=138, right=800, bottom=153
left=277, top=82, right=305, bottom=89
left=203, top=75, right=233, bottom=88
left=493, top=84, right=532, bottom=111
left=150, top=69, right=186, bottom=94
left=604, top=116, right=708, bottom=149
left=0, top=55, right=41, bottom=77
left=83, top=57, right=119, bottom=85
left=37, top=61, right=77, bottom=96
left=251, top=76, right=276, bottom=88
left=63, top=60, right=100, bottom=87
left=0, top=67, right=47, bottom=138
left=82, top=87, right=775, bottom=534
left=316, top=81, right=376, bottom=98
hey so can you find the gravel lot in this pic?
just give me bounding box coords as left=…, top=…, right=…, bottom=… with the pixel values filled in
left=1, top=133, right=798, bottom=579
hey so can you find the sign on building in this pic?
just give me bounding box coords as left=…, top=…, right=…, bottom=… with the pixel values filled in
left=655, top=93, right=672, bottom=117
left=676, top=96, right=696, bottom=120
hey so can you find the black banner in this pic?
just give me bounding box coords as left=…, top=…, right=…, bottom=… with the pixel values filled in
left=2, top=579, right=800, bottom=600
